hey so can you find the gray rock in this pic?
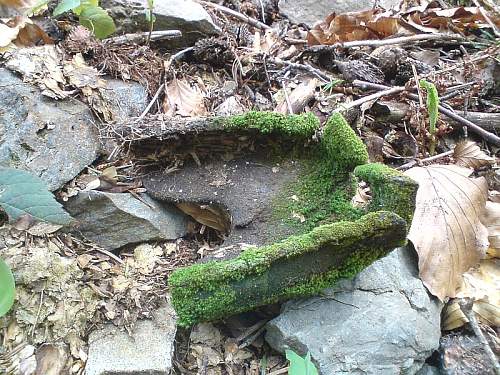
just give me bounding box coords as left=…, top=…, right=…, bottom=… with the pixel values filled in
left=265, top=247, right=443, bottom=375
left=64, top=191, right=188, bottom=250
left=101, top=0, right=220, bottom=46
left=278, top=0, right=400, bottom=27
left=215, top=96, right=246, bottom=116
left=416, top=364, right=441, bottom=375
left=0, top=68, right=100, bottom=191
left=85, top=302, right=177, bottom=375
left=101, top=78, right=148, bottom=120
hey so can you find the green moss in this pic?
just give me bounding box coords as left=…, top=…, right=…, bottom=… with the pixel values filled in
left=272, top=157, right=363, bottom=234
left=222, top=111, right=320, bottom=138
left=169, top=113, right=417, bottom=327
left=170, top=211, right=407, bottom=326
left=354, top=163, right=419, bottom=225
left=322, top=112, right=368, bottom=170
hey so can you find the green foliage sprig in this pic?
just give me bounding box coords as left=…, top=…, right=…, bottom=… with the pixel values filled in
left=0, top=168, right=73, bottom=317
left=286, top=350, right=319, bottom=375
left=53, top=0, right=116, bottom=39
left=419, top=79, right=439, bottom=155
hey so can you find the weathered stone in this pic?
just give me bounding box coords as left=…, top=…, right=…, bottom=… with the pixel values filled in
left=278, top=0, right=401, bottom=28
left=265, top=247, right=443, bottom=375
left=0, top=68, right=100, bottom=191
left=85, top=302, right=177, bottom=375
left=215, top=96, right=246, bottom=116
left=64, top=191, right=188, bottom=250
left=101, top=0, right=220, bottom=46
left=101, top=78, right=148, bottom=120
left=416, top=364, right=441, bottom=375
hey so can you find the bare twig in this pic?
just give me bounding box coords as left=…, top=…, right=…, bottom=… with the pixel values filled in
left=458, top=298, right=500, bottom=375
left=306, top=33, right=465, bottom=52
left=352, top=80, right=500, bottom=146
left=472, top=0, right=500, bottom=37
left=269, top=57, right=332, bottom=82
left=104, top=30, right=182, bottom=45
left=198, top=0, right=270, bottom=30
left=136, top=83, right=165, bottom=122
left=397, top=150, right=454, bottom=171
left=336, top=86, right=405, bottom=113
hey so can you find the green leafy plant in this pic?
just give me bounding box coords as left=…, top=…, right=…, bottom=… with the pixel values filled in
left=321, top=79, right=343, bottom=95
left=0, top=168, right=73, bottom=317
left=145, top=0, right=156, bottom=45
left=286, top=350, right=319, bottom=375
left=419, top=79, right=439, bottom=155
left=0, top=258, right=15, bottom=318
left=53, top=0, right=116, bottom=39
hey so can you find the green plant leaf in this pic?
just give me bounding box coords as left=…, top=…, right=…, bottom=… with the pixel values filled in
left=79, top=5, right=116, bottom=39
left=73, top=0, right=98, bottom=16
left=0, top=168, right=72, bottom=225
left=53, top=0, right=81, bottom=16
left=419, top=79, right=439, bottom=135
left=0, top=258, right=15, bottom=317
left=286, top=350, right=318, bottom=375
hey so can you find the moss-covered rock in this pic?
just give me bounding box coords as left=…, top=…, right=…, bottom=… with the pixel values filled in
left=222, top=111, right=320, bottom=138
left=167, top=112, right=417, bottom=326
left=170, top=211, right=407, bottom=326
left=354, top=163, right=419, bottom=225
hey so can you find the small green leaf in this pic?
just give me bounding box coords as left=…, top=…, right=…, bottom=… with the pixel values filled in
left=0, top=168, right=72, bottom=225
left=286, top=350, right=318, bottom=375
left=0, top=258, right=15, bottom=317
left=53, top=0, right=81, bottom=16
left=79, top=5, right=116, bottom=39
left=73, top=0, right=98, bottom=16
left=419, top=79, right=439, bottom=135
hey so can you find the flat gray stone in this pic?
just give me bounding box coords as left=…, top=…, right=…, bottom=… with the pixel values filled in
left=64, top=191, right=188, bottom=250
left=85, top=303, right=177, bottom=375
left=265, top=247, right=443, bottom=375
left=0, top=68, right=100, bottom=191
left=101, top=0, right=220, bottom=46
left=101, top=79, right=148, bottom=120
left=416, top=364, right=441, bottom=375
left=278, top=0, right=400, bottom=27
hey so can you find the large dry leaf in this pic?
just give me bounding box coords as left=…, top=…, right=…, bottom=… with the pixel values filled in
left=0, top=16, right=52, bottom=48
left=405, top=165, right=489, bottom=301
left=274, top=78, right=318, bottom=114
left=442, top=258, right=500, bottom=330
left=307, top=9, right=404, bottom=45
left=176, top=202, right=231, bottom=233
left=163, top=77, right=207, bottom=117
left=453, top=140, right=496, bottom=170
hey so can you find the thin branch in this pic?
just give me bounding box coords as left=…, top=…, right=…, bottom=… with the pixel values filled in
left=306, top=33, right=465, bottom=52
left=269, top=57, right=332, bottom=82
left=352, top=80, right=500, bottom=146
left=198, top=0, right=270, bottom=30
left=335, top=86, right=405, bottom=112
left=397, top=150, right=454, bottom=171
left=104, top=30, right=182, bottom=45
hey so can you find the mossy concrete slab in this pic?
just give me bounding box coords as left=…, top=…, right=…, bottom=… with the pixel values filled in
left=129, top=111, right=418, bottom=326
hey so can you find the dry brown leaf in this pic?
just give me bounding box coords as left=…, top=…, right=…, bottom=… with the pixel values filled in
left=307, top=9, right=404, bottom=45
left=405, top=164, right=489, bottom=301
left=0, top=0, right=37, bottom=8
left=442, top=258, right=500, bottom=330
left=35, top=344, right=68, bottom=375
left=163, top=77, right=207, bottom=117
left=176, top=202, right=231, bottom=233
left=275, top=78, right=318, bottom=114
left=453, top=140, right=496, bottom=170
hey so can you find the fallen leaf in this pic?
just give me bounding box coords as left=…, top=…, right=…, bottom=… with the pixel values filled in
left=405, top=164, right=489, bottom=301
left=176, top=202, right=231, bottom=233
left=163, top=76, right=207, bottom=117
left=35, top=344, right=68, bottom=375
left=275, top=78, right=318, bottom=114
left=453, top=140, right=496, bottom=170
left=442, top=258, right=500, bottom=330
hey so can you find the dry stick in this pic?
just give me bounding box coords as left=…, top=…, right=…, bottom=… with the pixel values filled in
left=307, top=33, right=465, bottom=52
left=397, top=150, right=454, bottom=171
left=269, top=58, right=332, bottom=82
left=104, top=30, right=182, bottom=45
left=198, top=0, right=270, bottom=30
left=335, top=86, right=406, bottom=113
left=458, top=298, right=500, bottom=375
left=473, top=0, right=500, bottom=38
left=352, top=80, right=500, bottom=146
